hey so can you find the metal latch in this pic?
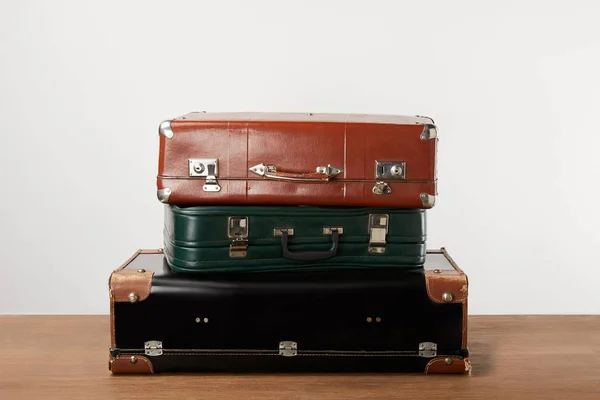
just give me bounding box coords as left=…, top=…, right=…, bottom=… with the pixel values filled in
left=228, top=216, right=248, bottom=258
left=419, top=342, right=437, bottom=358
left=372, top=181, right=392, bottom=195
left=368, top=214, right=389, bottom=253
left=144, top=340, right=163, bottom=356
left=279, top=341, right=298, bottom=357
left=188, top=158, right=221, bottom=192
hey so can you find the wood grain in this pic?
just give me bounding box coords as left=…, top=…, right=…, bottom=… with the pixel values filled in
left=0, top=315, right=598, bottom=399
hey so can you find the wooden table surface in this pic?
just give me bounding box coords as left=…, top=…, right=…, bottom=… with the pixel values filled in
left=0, top=315, right=598, bottom=399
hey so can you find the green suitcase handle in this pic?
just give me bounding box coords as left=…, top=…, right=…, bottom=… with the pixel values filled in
left=281, top=230, right=339, bottom=261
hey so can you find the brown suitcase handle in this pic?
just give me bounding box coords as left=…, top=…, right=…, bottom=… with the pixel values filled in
left=249, top=163, right=343, bottom=182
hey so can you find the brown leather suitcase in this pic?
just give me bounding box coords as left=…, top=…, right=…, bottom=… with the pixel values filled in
left=157, top=112, right=438, bottom=208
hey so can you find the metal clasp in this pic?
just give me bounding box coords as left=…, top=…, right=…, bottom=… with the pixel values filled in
left=228, top=217, right=248, bottom=257
left=368, top=214, right=389, bottom=254
left=372, top=181, right=392, bottom=195
left=419, top=342, right=437, bottom=358
left=279, top=341, right=298, bottom=357
left=144, top=340, right=163, bottom=356
left=189, top=158, right=221, bottom=192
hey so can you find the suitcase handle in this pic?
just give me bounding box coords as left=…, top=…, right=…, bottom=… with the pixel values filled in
left=281, top=230, right=339, bottom=261
left=249, top=163, right=343, bottom=182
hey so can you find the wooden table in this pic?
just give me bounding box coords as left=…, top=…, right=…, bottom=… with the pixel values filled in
left=0, top=316, right=598, bottom=399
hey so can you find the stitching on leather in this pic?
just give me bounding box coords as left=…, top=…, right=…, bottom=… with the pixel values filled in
left=424, top=357, right=439, bottom=373
left=424, top=357, right=466, bottom=374
left=111, top=355, right=154, bottom=373
left=140, top=356, right=154, bottom=373
left=425, top=272, right=467, bottom=304
left=113, top=272, right=154, bottom=302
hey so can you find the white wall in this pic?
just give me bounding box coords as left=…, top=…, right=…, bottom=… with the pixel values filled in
left=1, top=0, right=599, bottom=314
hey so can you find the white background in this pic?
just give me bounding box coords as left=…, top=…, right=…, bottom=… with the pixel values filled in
left=1, top=0, right=599, bottom=314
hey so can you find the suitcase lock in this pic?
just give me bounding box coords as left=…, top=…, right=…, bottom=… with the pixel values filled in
left=228, top=216, right=249, bottom=257
left=375, top=161, right=406, bottom=180
left=368, top=214, right=389, bottom=254
left=189, top=158, right=221, bottom=192
left=373, top=161, right=407, bottom=195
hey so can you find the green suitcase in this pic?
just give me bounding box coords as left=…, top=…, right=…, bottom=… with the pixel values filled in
left=163, top=205, right=426, bottom=273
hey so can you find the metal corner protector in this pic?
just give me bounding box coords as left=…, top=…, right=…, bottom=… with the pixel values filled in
left=158, top=120, right=174, bottom=138
left=420, top=193, right=436, bottom=208
left=157, top=188, right=172, bottom=203
left=420, top=124, right=438, bottom=141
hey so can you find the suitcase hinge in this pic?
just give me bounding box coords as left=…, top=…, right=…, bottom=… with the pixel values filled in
left=144, top=340, right=163, bottom=356
left=188, top=158, right=221, bottom=192
left=368, top=214, right=389, bottom=254
left=279, top=341, right=298, bottom=357
left=228, top=216, right=249, bottom=257
left=419, top=342, right=437, bottom=358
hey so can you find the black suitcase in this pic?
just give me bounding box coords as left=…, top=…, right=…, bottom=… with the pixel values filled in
left=108, top=249, right=470, bottom=374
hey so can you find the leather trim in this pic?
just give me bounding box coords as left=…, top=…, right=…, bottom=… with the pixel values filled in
left=109, top=249, right=161, bottom=303
left=441, top=247, right=466, bottom=274
left=110, top=270, right=154, bottom=303
left=138, top=249, right=163, bottom=255
left=424, top=357, right=471, bottom=374
left=109, top=355, right=154, bottom=374
left=109, top=250, right=162, bottom=347
left=424, top=272, right=468, bottom=304
left=441, top=248, right=469, bottom=349
left=425, top=247, right=469, bottom=348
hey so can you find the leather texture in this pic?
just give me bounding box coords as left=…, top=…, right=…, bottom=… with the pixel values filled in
left=163, top=205, right=426, bottom=273
left=109, top=355, right=154, bottom=374
left=425, top=270, right=468, bottom=304
left=110, top=270, right=154, bottom=303
left=109, top=249, right=468, bottom=374
left=425, top=356, right=471, bottom=374
left=157, top=112, right=437, bottom=208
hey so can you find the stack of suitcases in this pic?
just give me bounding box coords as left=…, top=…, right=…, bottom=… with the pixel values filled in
left=108, top=112, right=471, bottom=375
